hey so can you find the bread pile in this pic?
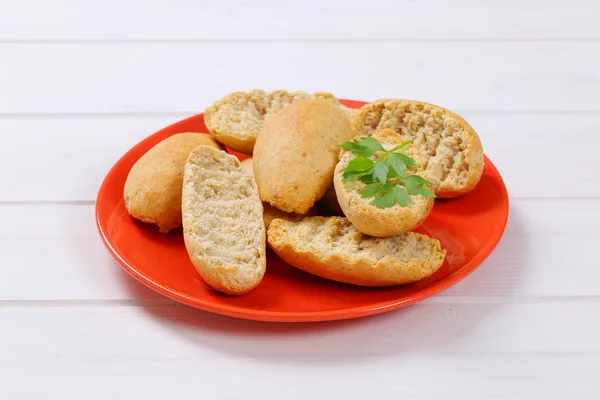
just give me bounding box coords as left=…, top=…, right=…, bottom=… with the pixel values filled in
left=123, top=90, right=485, bottom=295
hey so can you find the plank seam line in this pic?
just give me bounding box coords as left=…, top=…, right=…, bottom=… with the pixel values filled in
left=1, top=38, right=600, bottom=44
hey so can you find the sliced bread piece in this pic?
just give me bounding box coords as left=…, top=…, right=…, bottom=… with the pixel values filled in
left=123, top=132, right=222, bottom=233
left=333, top=129, right=434, bottom=237
left=181, top=145, right=266, bottom=295
left=267, top=216, right=446, bottom=287
left=352, top=99, right=484, bottom=198
left=203, top=89, right=353, bottom=154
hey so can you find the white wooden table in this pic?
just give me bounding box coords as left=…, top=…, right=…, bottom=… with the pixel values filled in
left=1, top=1, right=599, bottom=398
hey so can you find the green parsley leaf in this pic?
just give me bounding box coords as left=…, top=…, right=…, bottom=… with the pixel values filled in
left=361, top=183, right=388, bottom=199
left=359, top=174, right=377, bottom=184
left=342, top=169, right=372, bottom=182
left=339, top=136, right=434, bottom=209
left=387, top=152, right=407, bottom=177
left=387, top=167, right=400, bottom=179
left=403, top=175, right=435, bottom=198
left=392, top=186, right=413, bottom=206
left=354, top=137, right=385, bottom=157
left=393, top=152, right=418, bottom=170
left=339, top=141, right=364, bottom=154
left=402, top=174, right=433, bottom=185
left=373, top=161, right=389, bottom=184
left=345, top=156, right=375, bottom=173
left=372, top=190, right=396, bottom=208
left=389, top=140, right=413, bottom=153
left=339, top=137, right=384, bottom=157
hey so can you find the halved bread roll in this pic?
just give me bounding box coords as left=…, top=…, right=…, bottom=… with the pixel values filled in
left=181, top=145, right=266, bottom=295
left=123, top=132, right=222, bottom=233
left=267, top=216, right=446, bottom=287
left=352, top=99, right=484, bottom=198
left=203, top=89, right=354, bottom=154
left=333, top=129, right=434, bottom=237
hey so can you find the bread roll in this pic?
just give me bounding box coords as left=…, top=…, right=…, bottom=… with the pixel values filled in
left=333, top=129, right=434, bottom=237
left=123, top=132, right=222, bottom=233
left=267, top=216, right=446, bottom=286
left=182, top=145, right=266, bottom=295
left=352, top=99, right=484, bottom=198
left=240, top=158, right=315, bottom=229
left=253, top=99, right=354, bottom=214
left=203, top=89, right=354, bottom=154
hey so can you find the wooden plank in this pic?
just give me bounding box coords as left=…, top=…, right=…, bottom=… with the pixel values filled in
left=0, top=199, right=597, bottom=301
left=1, top=0, right=598, bottom=41
left=0, top=42, right=598, bottom=114
left=0, top=116, right=173, bottom=202
left=2, top=303, right=599, bottom=356
left=0, top=113, right=598, bottom=202
left=0, top=305, right=599, bottom=399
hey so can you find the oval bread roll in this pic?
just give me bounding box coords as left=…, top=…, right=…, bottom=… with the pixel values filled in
left=182, top=145, right=266, bottom=295
left=333, top=129, right=434, bottom=237
left=253, top=99, right=354, bottom=214
left=203, top=89, right=354, bottom=155
left=240, top=158, right=315, bottom=230
left=123, top=132, right=222, bottom=233
left=267, top=216, right=446, bottom=287
left=352, top=99, right=484, bottom=198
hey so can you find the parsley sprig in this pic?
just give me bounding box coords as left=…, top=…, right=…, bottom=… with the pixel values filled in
left=339, top=137, right=435, bottom=209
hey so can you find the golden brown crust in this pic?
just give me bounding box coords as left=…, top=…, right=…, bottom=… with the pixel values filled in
left=267, top=217, right=446, bottom=287
left=203, top=90, right=352, bottom=155
left=334, top=129, right=434, bottom=237
left=123, top=133, right=222, bottom=233
left=253, top=99, right=354, bottom=214
left=351, top=99, right=484, bottom=198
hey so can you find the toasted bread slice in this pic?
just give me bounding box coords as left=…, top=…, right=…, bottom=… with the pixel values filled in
left=352, top=99, right=484, bottom=198
left=204, top=89, right=354, bottom=154
left=267, top=216, right=446, bottom=287
left=334, top=129, right=434, bottom=237
left=181, top=145, right=266, bottom=295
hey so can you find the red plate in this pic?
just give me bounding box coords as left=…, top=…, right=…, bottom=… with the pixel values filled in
left=96, top=99, right=509, bottom=322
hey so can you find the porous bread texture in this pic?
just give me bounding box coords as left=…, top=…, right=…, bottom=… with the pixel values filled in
left=204, top=89, right=354, bottom=154
left=267, top=216, right=446, bottom=286
left=334, top=129, right=434, bottom=237
left=352, top=99, right=484, bottom=198
left=182, top=145, right=266, bottom=295
left=123, top=132, right=222, bottom=233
